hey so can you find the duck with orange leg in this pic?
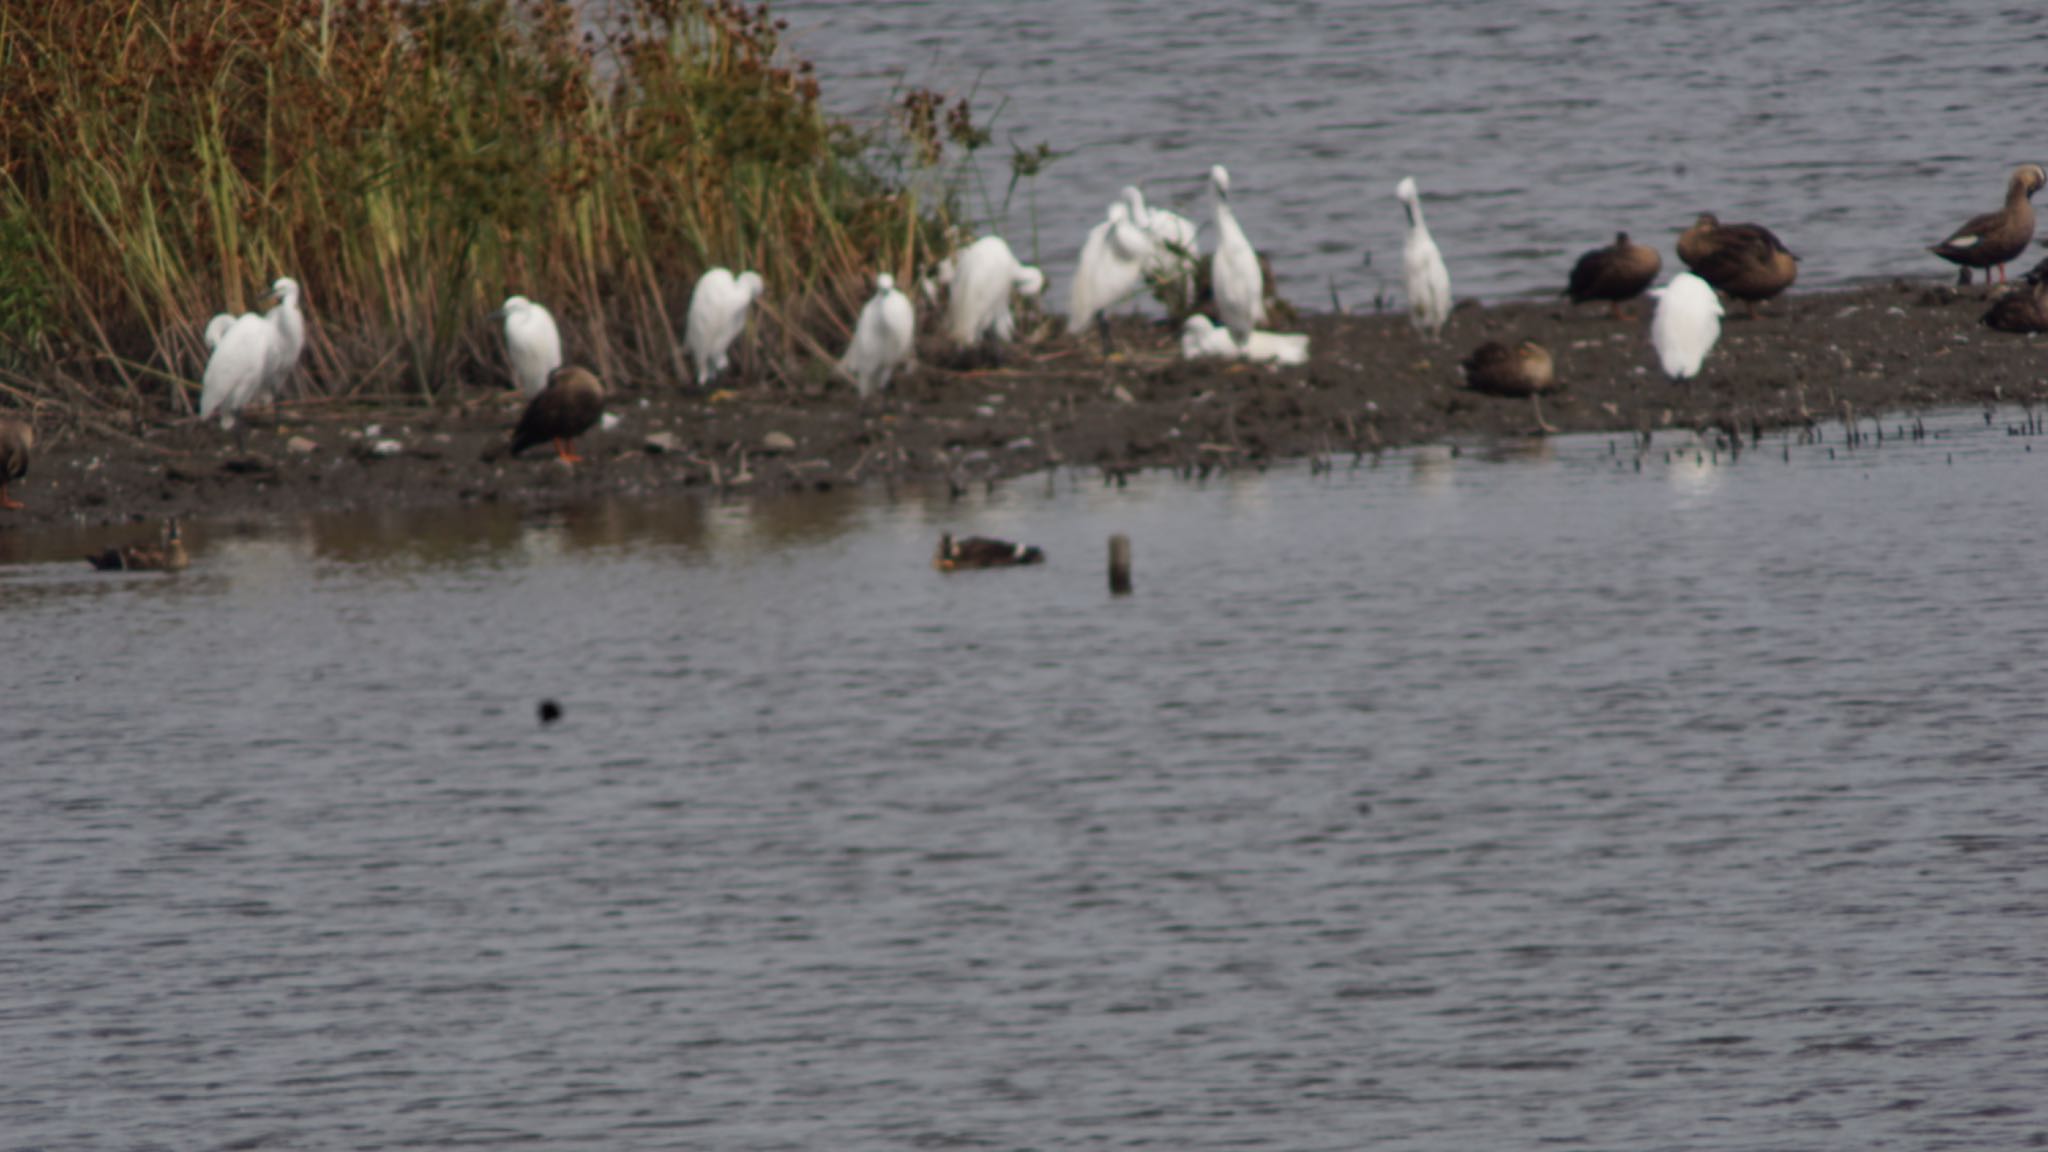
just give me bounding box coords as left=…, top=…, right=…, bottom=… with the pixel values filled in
left=933, top=532, right=1045, bottom=572
left=509, top=365, right=606, bottom=464
left=87, top=520, right=188, bottom=572
left=1930, top=164, right=2044, bottom=289
left=0, top=416, right=32, bottom=510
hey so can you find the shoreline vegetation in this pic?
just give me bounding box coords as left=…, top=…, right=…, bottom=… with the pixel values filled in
left=3, top=2, right=2047, bottom=529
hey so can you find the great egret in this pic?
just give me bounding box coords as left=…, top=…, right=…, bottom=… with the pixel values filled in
left=509, top=366, right=606, bottom=463
left=0, top=417, right=32, bottom=510
left=1179, top=314, right=1309, bottom=365
left=1395, top=177, right=1451, bottom=341
left=199, top=277, right=303, bottom=428
left=1677, top=214, right=1799, bottom=317
left=933, top=532, right=1045, bottom=570
left=842, top=273, right=915, bottom=400
left=944, top=236, right=1045, bottom=352
left=686, top=268, right=765, bottom=385
left=1565, top=232, right=1662, bottom=319
left=497, top=295, right=562, bottom=399
left=1209, top=165, right=1264, bottom=346
left=1069, top=200, right=1153, bottom=351
left=1930, top=164, right=2045, bottom=287
left=1650, top=272, right=1723, bottom=381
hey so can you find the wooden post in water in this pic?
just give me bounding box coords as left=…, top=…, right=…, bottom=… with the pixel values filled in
left=1108, top=534, right=1133, bottom=596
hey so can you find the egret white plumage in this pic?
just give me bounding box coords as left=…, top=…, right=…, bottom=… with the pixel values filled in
left=685, top=268, right=765, bottom=386
left=1122, top=186, right=1200, bottom=291
left=1394, top=177, right=1452, bottom=341
left=199, top=277, right=305, bottom=428
left=497, top=295, right=562, bottom=399
left=1649, top=272, right=1723, bottom=382
left=1179, top=314, right=1309, bottom=365
left=841, top=273, right=915, bottom=400
left=1069, top=199, right=1153, bottom=352
left=203, top=313, right=235, bottom=350
left=943, top=236, right=1045, bottom=353
left=1208, top=166, right=1264, bottom=347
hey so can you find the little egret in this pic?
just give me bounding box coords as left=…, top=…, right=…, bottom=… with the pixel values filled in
left=1069, top=200, right=1153, bottom=352
left=842, top=273, right=915, bottom=400
left=1650, top=272, right=1723, bottom=382
left=497, top=295, right=563, bottom=399
left=944, top=236, right=1045, bottom=353
left=199, top=277, right=303, bottom=428
left=686, top=268, right=765, bottom=386
left=1395, top=177, right=1451, bottom=341
left=1209, top=166, right=1264, bottom=346
left=1179, top=314, right=1308, bottom=365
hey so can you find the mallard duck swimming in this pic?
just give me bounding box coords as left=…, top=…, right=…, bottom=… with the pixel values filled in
left=1931, top=164, right=2045, bottom=288
left=508, top=365, right=606, bottom=463
left=1459, top=340, right=1558, bottom=433
left=933, top=532, right=1045, bottom=571
left=1677, top=214, right=1799, bottom=317
left=0, top=417, right=32, bottom=510
left=86, top=520, right=188, bottom=572
left=1564, top=232, right=1662, bottom=318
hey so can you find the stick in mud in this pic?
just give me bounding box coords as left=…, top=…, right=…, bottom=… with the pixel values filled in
left=1109, top=534, right=1132, bottom=596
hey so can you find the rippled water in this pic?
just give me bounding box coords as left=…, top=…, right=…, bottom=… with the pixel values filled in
left=6, top=409, right=2048, bottom=1148
left=781, top=1, right=2048, bottom=304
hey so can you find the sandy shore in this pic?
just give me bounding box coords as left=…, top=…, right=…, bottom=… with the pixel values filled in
left=4, top=280, right=2044, bottom=529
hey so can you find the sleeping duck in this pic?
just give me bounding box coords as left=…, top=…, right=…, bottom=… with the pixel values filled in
left=1459, top=340, right=1558, bottom=433
left=86, top=520, right=188, bottom=572
left=1677, top=213, right=1799, bottom=317
left=509, top=365, right=606, bottom=463
left=1930, top=164, right=2046, bottom=288
left=933, top=532, right=1045, bottom=571
left=0, top=416, right=32, bottom=510
left=1564, top=232, right=1661, bottom=318
left=1981, top=256, right=2048, bottom=333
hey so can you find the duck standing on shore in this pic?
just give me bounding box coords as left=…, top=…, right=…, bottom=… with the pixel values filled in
left=1459, top=340, right=1557, bottom=432
left=1396, top=176, right=1452, bottom=341
left=508, top=365, right=606, bottom=464
left=1210, top=166, right=1265, bottom=348
left=86, top=521, right=188, bottom=572
left=1930, top=164, right=2045, bottom=288
left=497, top=295, right=563, bottom=400
left=686, top=268, right=765, bottom=386
left=943, top=236, right=1045, bottom=358
left=842, top=273, right=915, bottom=400
left=1564, top=232, right=1662, bottom=318
left=1650, top=272, right=1723, bottom=382
left=0, top=416, right=32, bottom=510
left=932, top=531, right=1045, bottom=571
left=1677, top=214, right=1798, bottom=318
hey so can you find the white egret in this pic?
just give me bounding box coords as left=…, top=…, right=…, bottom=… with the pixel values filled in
left=1395, top=177, right=1452, bottom=342
left=203, top=313, right=235, bottom=350
left=1179, top=314, right=1309, bottom=366
left=944, top=236, right=1045, bottom=353
left=685, top=268, right=765, bottom=386
left=497, top=295, right=562, bottom=400
left=841, top=273, right=915, bottom=400
left=1122, top=186, right=1200, bottom=291
left=1069, top=199, right=1154, bottom=352
left=1209, top=166, right=1264, bottom=347
left=1650, top=272, right=1723, bottom=382
left=199, top=277, right=304, bottom=428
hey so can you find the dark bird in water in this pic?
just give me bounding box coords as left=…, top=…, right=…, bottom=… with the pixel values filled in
left=86, top=520, right=188, bottom=572
left=1677, top=213, right=1800, bottom=317
left=1564, top=232, right=1661, bottom=318
left=1930, top=164, right=2045, bottom=288
left=509, top=365, right=606, bottom=463
left=538, top=699, right=563, bottom=725
left=0, top=417, right=33, bottom=510
left=1980, top=256, right=2048, bottom=333
left=1459, top=339, right=1558, bottom=434
left=933, top=532, right=1046, bottom=571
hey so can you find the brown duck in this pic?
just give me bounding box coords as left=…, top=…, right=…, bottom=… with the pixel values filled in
left=1677, top=213, right=1799, bottom=317
left=933, top=532, right=1046, bottom=571
left=1564, top=232, right=1661, bottom=318
left=0, top=417, right=32, bottom=510
left=509, top=365, right=606, bottom=463
left=1930, top=164, right=2045, bottom=287
left=1981, top=256, right=2048, bottom=333
left=87, top=520, right=188, bottom=572
left=1459, top=340, right=1558, bottom=434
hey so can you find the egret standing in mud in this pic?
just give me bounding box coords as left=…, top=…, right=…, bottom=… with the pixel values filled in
left=686, top=268, right=765, bottom=386
left=1209, top=166, right=1264, bottom=347
left=1069, top=198, right=1153, bottom=353
left=200, top=277, right=305, bottom=430
left=842, top=273, right=915, bottom=400
left=1122, top=186, right=1200, bottom=295
left=943, top=236, right=1045, bottom=358
left=497, top=295, right=563, bottom=400
left=1396, top=177, right=1451, bottom=342
left=1650, top=272, right=1723, bottom=382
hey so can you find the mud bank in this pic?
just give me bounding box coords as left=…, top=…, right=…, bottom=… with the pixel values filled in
left=5, top=280, right=2044, bottom=530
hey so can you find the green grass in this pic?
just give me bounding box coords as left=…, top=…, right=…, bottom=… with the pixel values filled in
left=0, top=0, right=986, bottom=414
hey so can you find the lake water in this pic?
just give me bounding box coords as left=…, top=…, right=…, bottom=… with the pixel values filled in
left=6, top=408, right=2048, bottom=1148
left=779, top=1, right=2048, bottom=306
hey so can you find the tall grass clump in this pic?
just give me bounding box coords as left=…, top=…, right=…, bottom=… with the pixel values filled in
left=0, top=0, right=984, bottom=414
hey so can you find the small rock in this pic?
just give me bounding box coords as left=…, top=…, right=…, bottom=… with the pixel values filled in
left=364, top=424, right=382, bottom=438
left=370, top=439, right=403, bottom=457
left=1112, top=385, right=1136, bottom=405
left=1006, top=437, right=1036, bottom=451
left=761, top=431, right=797, bottom=454
left=287, top=436, right=318, bottom=454
left=975, top=405, right=997, bottom=418
left=644, top=431, right=682, bottom=455
left=600, top=412, right=622, bottom=431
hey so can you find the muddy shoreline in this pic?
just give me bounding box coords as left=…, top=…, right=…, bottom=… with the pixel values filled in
left=5, top=280, right=2044, bottom=531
